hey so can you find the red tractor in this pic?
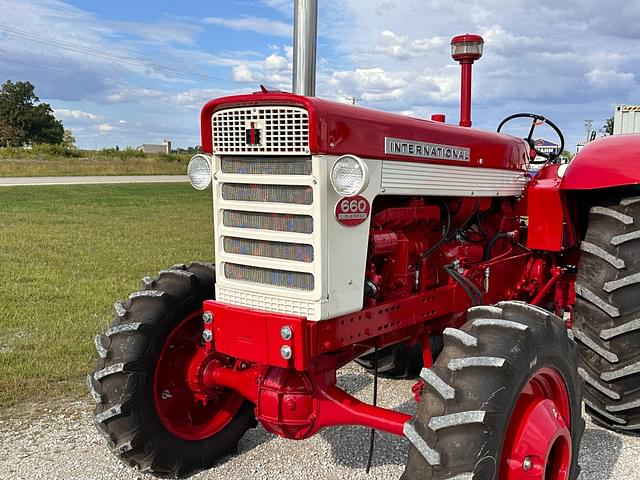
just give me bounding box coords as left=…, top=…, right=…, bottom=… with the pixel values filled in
left=89, top=3, right=640, bottom=479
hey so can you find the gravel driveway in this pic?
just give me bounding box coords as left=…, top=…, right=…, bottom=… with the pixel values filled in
left=1, top=363, right=638, bottom=480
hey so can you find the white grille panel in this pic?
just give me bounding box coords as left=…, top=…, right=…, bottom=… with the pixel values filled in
left=216, top=286, right=322, bottom=319
left=213, top=106, right=309, bottom=155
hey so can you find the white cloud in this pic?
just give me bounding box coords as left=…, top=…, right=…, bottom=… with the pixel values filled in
left=231, top=52, right=292, bottom=90
left=54, top=108, right=101, bottom=122
left=264, top=53, right=288, bottom=71
left=103, top=86, right=165, bottom=104
left=585, top=69, right=636, bottom=90
left=202, top=16, right=291, bottom=37
left=98, top=123, right=114, bottom=132
left=367, top=30, right=446, bottom=59
left=259, top=0, right=292, bottom=16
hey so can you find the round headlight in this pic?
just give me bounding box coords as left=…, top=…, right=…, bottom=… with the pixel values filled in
left=187, top=154, right=212, bottom=190
left=330, top=155, right=369, bottom=196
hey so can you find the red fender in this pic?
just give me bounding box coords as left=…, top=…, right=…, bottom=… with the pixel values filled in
left=561, top=134, right=640, bottom=190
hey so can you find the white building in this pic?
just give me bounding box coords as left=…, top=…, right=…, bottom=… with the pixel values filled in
left=137, top=139, right=172, bottom=154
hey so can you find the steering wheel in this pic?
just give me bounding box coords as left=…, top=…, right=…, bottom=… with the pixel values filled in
left=497, top=113, right=565, bottom=163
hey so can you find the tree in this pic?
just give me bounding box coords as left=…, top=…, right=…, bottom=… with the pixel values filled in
left=604, top=116, right=614, bottom=136
left=62, top=129, right=76, bottom=149
left=0, top=80, right=64, bottom=146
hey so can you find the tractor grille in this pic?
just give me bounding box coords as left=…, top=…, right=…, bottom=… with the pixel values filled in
left=221, top=156, right=312, bottom=175
left=224, top=237, right=314, bottom=262
left=212, top=106, right=309, bottom=155
left=224, top=263, right=315, bottom=291
left=214, top=141, right=318, bottom=298
left=222, top=184, right=313, bottom=205
left=222, top=210, right=313, bottom=234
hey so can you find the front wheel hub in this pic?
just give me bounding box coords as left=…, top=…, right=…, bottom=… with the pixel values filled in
left=501, top=368, right=572, bottom=480
left=153, top=310, right=244, bottom=441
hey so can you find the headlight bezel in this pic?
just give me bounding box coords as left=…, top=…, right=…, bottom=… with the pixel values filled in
left=330, top=154, right=369, bottom=197
left=187, top=153, right=213, bottom=190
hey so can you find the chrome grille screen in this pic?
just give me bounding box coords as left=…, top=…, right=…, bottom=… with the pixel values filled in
left=222, top=184, right=313, bottom=205
left=224, top=263, right=315, bottom=291
left=212, top=106, right=309, bottom=154
left=223, top=210, right=313, bottom=234
left=221, top=156, right=312, bottom=175
left=224, top=237, right=314, bottom=262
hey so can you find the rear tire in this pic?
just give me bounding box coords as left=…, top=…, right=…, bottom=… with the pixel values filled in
left=574, top=196, right=640, bottom=434
left=87, top=263, right=256, bottom=478
left=401, top=301, right=583, bottom=480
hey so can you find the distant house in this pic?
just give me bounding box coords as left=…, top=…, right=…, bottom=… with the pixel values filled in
left=137, top=139, right=172, bottom=155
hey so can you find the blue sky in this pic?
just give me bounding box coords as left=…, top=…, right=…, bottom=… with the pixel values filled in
left=0, top=0, right=638, bottom=151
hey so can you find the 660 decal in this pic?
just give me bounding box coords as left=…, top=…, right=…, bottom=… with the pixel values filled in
left=335, top=195, right=370, bottom=227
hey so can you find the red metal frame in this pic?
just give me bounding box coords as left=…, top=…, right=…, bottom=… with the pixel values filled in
left=204, top=285, right=456, bottom=373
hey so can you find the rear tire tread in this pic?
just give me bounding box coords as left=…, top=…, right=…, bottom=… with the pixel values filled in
left=575, top=196, right=640, bottom=433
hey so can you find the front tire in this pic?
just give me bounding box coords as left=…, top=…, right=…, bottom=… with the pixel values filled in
left=87, top=263, right=255, bottom=478
left=574, top=196, right=640, bottom=433
left=401, top=301, right=583, bottom=480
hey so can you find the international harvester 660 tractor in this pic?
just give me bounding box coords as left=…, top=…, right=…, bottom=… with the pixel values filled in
left=89, top=2, right=640, bottom=479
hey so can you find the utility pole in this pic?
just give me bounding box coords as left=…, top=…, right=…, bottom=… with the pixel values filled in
left=584, top=118, right=593, bottom=141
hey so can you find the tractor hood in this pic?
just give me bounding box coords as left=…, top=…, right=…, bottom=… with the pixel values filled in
left=201, top=92, right=529, bottom=171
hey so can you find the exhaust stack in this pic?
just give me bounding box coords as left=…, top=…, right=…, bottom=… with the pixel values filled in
left=450, top=34, right=484, bottom=127
left=292, top=0, right=318, bottom=96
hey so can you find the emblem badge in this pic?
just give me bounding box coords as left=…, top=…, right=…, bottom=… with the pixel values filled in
left=245, top=121, right=262, bottom=146
left=335, top=196, right=370, bottom=227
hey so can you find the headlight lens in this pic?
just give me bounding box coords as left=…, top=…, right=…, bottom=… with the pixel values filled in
left=187, top=154, right=212, bottom=190
left=330, top=155, right=368, bottom=196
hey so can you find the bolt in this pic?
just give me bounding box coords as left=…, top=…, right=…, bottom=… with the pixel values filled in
left=202, top=329, right=213, bottom=342
left=203, top=311, right=213, bottom=324
left=280, top=345, right=292, bottom=360
left=523, top=457, right=532, bottom=471
left=280, top=326, right=293, bottom=341
left=161, top=390, right=172, bottom=400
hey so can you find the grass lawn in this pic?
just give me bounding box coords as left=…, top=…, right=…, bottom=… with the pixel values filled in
left=0, top=157, right=187, bottom=176
left=0, top=146, right=192, bottom=176
left=0, top=183, right=213, bottom=409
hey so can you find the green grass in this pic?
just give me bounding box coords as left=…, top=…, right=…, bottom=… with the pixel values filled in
left=0, top=183, right=213, bottom=410
left=0, top=146, right=191, bottom=176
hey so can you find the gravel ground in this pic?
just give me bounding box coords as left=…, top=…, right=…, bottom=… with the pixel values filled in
left=1, top=363, right=638, bottom=480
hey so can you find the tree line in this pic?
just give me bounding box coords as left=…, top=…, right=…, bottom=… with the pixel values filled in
left=0, top=80, right=66, bottom=147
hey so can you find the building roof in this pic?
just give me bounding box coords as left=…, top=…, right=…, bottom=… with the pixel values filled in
left=534, top=138, right=559, bottom=148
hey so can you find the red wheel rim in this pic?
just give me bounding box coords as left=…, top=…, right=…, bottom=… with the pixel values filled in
left=501, top=367, right=572, bottom=480
left=153, top=310, right=244, bottom=441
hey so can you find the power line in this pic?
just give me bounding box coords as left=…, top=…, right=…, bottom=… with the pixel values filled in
left=0, top=56, right=71, bottom=74
left=0, top=23, right=252, bottom=86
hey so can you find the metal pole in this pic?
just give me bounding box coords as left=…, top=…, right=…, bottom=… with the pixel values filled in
left=459, top=61, right=473, bottom=127
left=292, top=0, right=318, bottom=96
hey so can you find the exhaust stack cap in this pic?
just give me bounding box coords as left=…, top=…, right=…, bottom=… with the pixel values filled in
left=451, top=34, right=484, bottom=62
